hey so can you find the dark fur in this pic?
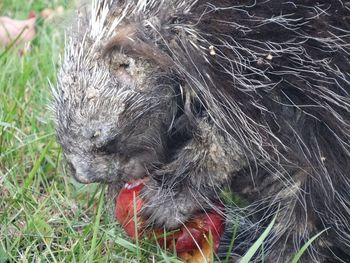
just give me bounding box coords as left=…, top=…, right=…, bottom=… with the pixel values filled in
left=54, top=0, right=350, bottom=262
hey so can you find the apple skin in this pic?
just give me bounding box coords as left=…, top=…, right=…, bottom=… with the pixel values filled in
left=115, top=179, right=225, bottom=262
left=115, top=179, right=146, bottom=238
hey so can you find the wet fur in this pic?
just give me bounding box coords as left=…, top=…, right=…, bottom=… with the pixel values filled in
left=53, top=0, right=350, bottom=262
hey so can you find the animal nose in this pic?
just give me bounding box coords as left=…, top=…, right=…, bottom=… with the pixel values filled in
left=74, top=165, right=94, bottom=184
left=68, top=155, right=96, bottom=184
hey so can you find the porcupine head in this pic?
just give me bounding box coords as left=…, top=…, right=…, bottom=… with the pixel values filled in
left=54, top=1, right=200, bottom=188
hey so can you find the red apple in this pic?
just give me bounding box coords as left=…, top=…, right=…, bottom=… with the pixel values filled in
left=115, top=179, right=146, bottom=238
left=115, top=178, right=225, bottom=262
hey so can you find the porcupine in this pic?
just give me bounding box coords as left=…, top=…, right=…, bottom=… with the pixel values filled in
left=53, top=0, right=350, bottom=262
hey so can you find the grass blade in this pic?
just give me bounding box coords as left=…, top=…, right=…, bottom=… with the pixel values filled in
left=88, top=186, right=105, bottom=262
left=240, top=216, right=276, bottom=263
left=20, top=140, right=52, bottom=195
left=289, top=229, right=328, bottom=263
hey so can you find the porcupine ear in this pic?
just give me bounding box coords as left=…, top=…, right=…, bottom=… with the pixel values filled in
left=102, top=23, right=174, bottom=69
left=102, top=24, right=137, bottom=56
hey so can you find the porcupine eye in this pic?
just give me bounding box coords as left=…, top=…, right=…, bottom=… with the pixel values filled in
left=81, top=125, right=119, bottom=154
left=97, top=137, right=119, bottom=154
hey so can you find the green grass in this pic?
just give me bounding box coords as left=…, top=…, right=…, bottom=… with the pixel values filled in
left=0, top=1, right=321, bottom=262
left=0, top=1, right=177, bottom=262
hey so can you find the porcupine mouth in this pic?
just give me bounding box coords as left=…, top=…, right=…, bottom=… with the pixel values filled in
left=107, top=141, right=192, bottom=214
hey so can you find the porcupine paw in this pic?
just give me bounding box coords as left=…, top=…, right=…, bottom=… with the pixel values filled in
left=140, top=180, right=201, bottom=230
